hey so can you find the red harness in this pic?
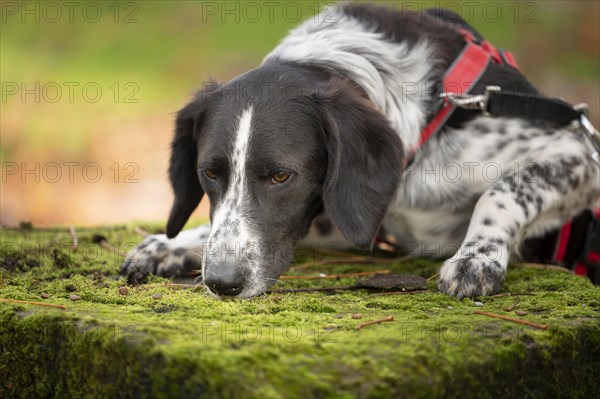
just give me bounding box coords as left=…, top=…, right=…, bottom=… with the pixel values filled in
left=555, top=208, right=600, bottom=276
left=417, top=28, right=519, bottom=151
left=408, top=30, right=599, bottom=278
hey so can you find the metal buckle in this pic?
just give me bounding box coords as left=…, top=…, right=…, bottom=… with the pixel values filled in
left=574, top=102, right=590, bottom=117
left=439, top=86, right=501, bottom=115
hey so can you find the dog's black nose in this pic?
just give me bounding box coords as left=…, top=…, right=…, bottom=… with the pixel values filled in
left=204, top=264, right=245, bottom=297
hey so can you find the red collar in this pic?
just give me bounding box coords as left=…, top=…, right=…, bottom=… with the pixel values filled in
left=415, top=29, right=519, bottom=154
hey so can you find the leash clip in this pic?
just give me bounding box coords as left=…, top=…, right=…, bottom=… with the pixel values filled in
left=439, top=86, right=501, bottom=115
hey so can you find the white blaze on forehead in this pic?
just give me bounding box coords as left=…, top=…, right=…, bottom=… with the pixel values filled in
left=232, top=105, right=254, bottom=185
left=203, top=106, right=256, bottom=275
left=209, top=105, right=254, bottom=235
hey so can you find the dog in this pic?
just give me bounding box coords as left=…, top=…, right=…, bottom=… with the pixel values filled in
left=121, top=3, right=600, bottom=299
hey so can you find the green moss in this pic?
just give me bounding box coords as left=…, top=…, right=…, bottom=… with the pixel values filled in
left=1, top=226, right=599, bottom=398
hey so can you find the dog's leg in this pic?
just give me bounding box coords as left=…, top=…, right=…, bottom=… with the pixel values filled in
left=438, top=149, right=599, bottom=299
left=121, top=224, right=211, bottom=280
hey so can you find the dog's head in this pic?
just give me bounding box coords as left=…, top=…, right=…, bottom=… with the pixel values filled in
left=167, top=63, right=403, bottom=298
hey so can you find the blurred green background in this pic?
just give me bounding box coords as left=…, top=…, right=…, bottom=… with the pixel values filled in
left=1, top=0, right=598, bottom=227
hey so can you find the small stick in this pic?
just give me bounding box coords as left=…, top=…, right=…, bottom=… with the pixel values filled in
left=134, top=226, right=150, bottom=237
left=473, top=310, right=548, bottom=330
left=426, top=272, right=439, bottom=281
left=356, top=255, right=411, bottom=265
left=490, top=292, right=535, bottom=298
left=69, top=226, right=78, bottom=251
left=368, top=289, right=432, bottom=297
left=144, top=283, right=201, bottom=289
left=510, top=262, right=572, bottom=273
left=355, top=315, right=394, bottom=330
left=267, top=285, right=356, bottom=294
left=504, top=297, right=520, bottom=312
left=280, top=270, right=391, bottom=280
left=290, top=255, right=411, bottom=271
left=0, top=297, right=67, bottom=310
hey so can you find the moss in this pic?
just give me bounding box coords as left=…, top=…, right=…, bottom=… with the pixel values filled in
left=1, top=225, right=599, bottom=398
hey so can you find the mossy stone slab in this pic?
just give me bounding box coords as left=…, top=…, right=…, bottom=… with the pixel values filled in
left=1, top=226, right=599, bottom=398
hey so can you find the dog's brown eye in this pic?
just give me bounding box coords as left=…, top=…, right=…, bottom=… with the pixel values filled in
left=205, top=169, right=217, bottom=180
left=271, top=171, right=290, bottom=184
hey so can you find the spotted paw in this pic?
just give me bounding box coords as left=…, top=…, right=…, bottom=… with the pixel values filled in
left=120, top=234, right=202, bottom=283
left=437, top=252, right=506, bottom=299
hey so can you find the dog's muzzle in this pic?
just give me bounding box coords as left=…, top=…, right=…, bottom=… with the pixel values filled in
left=203, top=260, right=248, bottom=297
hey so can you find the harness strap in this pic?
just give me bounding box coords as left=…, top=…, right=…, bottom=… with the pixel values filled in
left=416, top=29, right=518, bottom=152
left=485, top=90, right=582, bottom=127
left=554, top=208, right=600, bottom=283
left=458, top=28, right=519, bottom=69
left=554, top=222, right=572, bottom=264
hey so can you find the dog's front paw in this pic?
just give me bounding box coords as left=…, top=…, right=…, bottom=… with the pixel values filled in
left=438, top=252, right=506, bottom=299
left=120, top=235, right=200, bottom=283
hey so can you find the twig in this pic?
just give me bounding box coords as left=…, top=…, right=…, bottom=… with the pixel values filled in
left=280, top=270, right=391, bottom=280
left=426, top=272, right=439, bottom=281
left=473, top=310, right=548, bottom=330
left=69, top=226, right=78, bottom=251
left=298, top=247, right=359, bottom=259
left=355, top=315, right=394, bottom=330
left=375, top=241, right=396, bottom=252
left=490, top=292, right=535, bottom=298
left=267, top=285, right=356, bottom=294
left=0, top=297, right=67, bottom=310
left=134, top=226, right=150, bottom=237
left=510, top=262, right=572, bottom=273
left=347, top=255, right=411, bottom=265
left=290, top=255, right=411, bottom=271
left=368, top=289, right=432, bottom=297
left=504, top=297, right=520, bottom=312
left=144, top=283, right=201, bottom=289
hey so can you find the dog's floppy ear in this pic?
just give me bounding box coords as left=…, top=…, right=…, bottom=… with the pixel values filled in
left=166, top=91, right=212, bottom=238
left=316, top=79, right=404, bottom=249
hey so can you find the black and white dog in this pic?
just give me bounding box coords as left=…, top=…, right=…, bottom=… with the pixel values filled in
left=122, top=4, right=599, bottom=299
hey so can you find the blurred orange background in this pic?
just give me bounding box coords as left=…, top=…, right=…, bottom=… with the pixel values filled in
left=1, top=1, right=598, bottom=228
